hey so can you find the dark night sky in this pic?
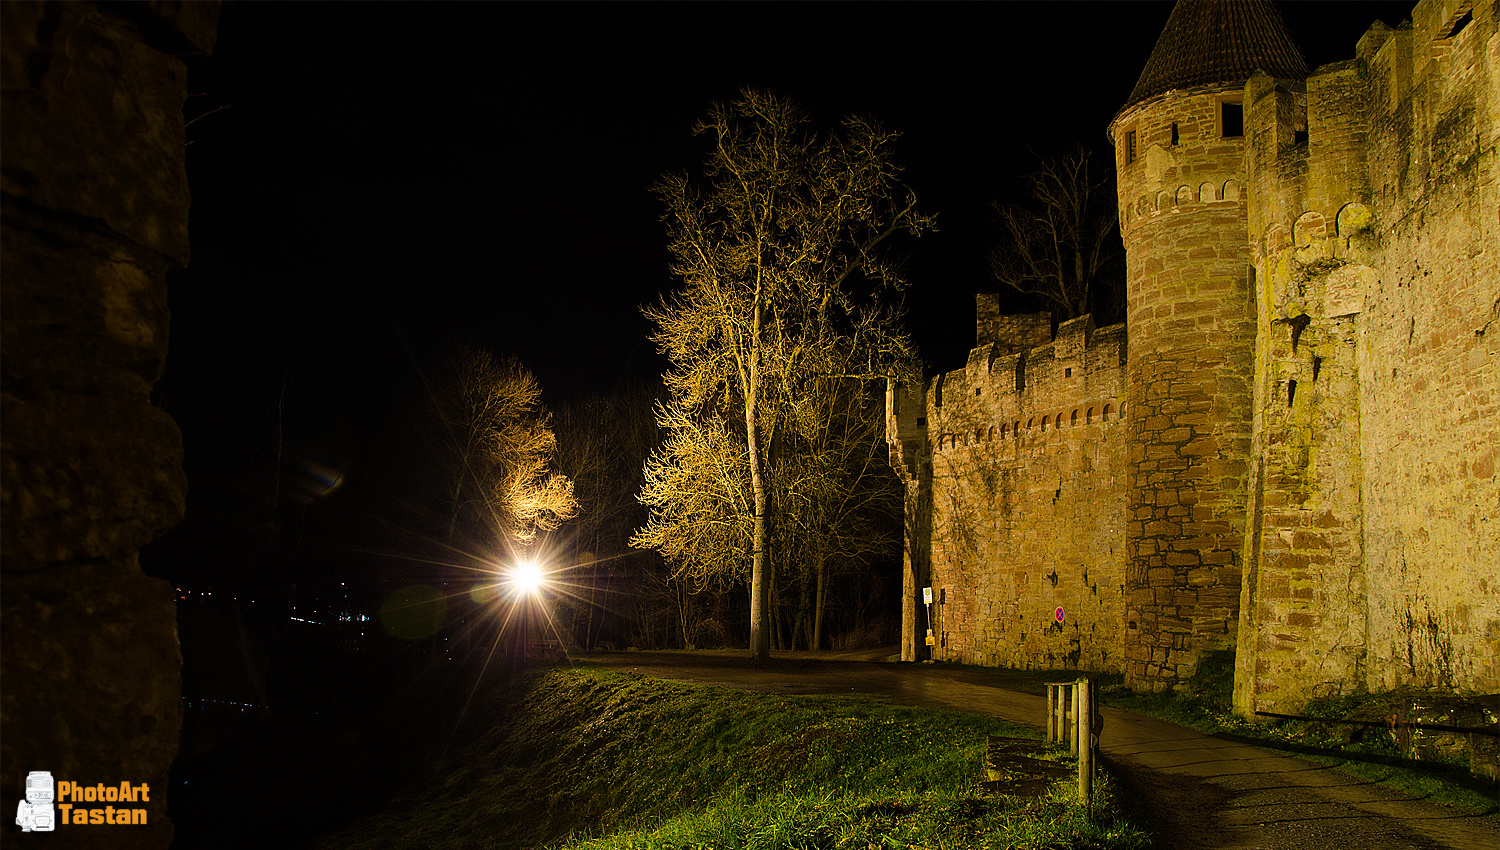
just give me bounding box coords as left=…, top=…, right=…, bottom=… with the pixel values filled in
left=156, top=1, right=1417, bottom=571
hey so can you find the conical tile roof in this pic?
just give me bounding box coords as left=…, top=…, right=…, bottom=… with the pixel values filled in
left=1124, top=0, right=1308, bottom=110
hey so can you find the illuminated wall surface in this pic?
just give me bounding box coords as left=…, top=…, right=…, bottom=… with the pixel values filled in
left=1, top=3, right=218, bottom=846
left=890, top=0, right=1499, bottom=715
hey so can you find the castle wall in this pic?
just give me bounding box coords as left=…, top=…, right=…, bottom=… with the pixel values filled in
left=1113, top=83, right=1259, bottom=691
left=893, top=0, right=1495, bottom=713
left=892, top=311, right=1128, bottom=671
left=1237, top=0, right=1500, bottom=714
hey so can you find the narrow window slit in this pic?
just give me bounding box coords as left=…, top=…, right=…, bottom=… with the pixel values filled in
left=1289, top=314, right=1311, bottom=353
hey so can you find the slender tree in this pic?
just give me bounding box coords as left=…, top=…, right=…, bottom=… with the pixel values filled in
left=636, top=89, right=930, bottom=659
left=987, top=148, right=1123, bottom=324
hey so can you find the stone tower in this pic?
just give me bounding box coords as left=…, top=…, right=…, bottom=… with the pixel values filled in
left=1108, top=0, right=1308, bottom=691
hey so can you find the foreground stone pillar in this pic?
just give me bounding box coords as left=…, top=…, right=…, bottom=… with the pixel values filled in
left=1, top=3, right=216, bottom=846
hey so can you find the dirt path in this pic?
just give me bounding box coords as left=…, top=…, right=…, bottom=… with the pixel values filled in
left=577, top=650, right=1498, bottom=850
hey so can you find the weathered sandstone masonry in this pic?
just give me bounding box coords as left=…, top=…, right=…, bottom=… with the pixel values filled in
left=891, top=0, right=1498, bottom=715
left=2, top=3, right=217, bottom=846
left=1235, top=0, right=1499, bottom=715
left=889, top=303, right=1127, bottom=672
left=1112, top=82, right=1260, bottom=694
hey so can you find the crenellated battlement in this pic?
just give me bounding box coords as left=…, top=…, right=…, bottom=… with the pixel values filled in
left=894, top=302, right=1126, bottom=461
left=1245, top=0, right=1495, bottom=266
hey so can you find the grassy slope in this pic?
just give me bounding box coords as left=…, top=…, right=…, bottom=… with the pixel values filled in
left=313, top=665, right=1150, bottom=850
left=923, top=655, right=1497, bottom=816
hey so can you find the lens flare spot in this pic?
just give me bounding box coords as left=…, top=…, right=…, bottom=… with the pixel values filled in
left=468, top=582, right=501, bottom=606
left=379, top=585, right=446, bottom=640
left=286, top=455, right=346, bottom=504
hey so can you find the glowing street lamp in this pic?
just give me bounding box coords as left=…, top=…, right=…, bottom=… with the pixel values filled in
left=510, top=560, right=545, bottom=596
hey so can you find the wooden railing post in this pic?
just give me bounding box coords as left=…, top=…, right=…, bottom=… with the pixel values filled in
left=1076, top=676, right=1093, bottom=806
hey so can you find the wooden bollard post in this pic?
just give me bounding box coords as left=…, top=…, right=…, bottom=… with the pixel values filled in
left=1047, top=682, right=1074, bottom=747
left=1064, top=683, right=1072, bottom=749
left=1067, top=680, right=1078, bottom=756
left=1050, top=686, right=1062, bottom=743
left=1076, top=676, right=1092, bottom=807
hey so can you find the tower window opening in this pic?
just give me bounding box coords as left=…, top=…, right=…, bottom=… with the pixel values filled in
left=1220, top=101, right=1244, bottom=138
left=1289, top=313, right=1311, bottom=353
left=1445, top=8, right=1473, bottom=39
left=975, top=387, right=982, bottom=396
left=1312, top=356, right=1323, bottom=381
left=1170, top=122, right=1179, bottom=146
left=1125, top=130, right=1137, bottom=164
left=1288, top=379, right=1298, bottom=407
left=1065, top=367, right=1072, bottom=378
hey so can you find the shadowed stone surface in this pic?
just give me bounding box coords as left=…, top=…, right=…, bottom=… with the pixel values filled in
left=1, top=2, right=216, bottom=846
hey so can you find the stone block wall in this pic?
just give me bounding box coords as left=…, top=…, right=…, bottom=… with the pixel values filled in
left=975, top=299, right=1051, bottom=354
left=1113, top=83, right=1258, bottom=692
left=1236, top=0, right=1499, bottom=715
left=892, top=305, right=1128, bottom=671
left=1, top=2, right=216, bottom=845
left=1354, top=0, right=1499, bottom=699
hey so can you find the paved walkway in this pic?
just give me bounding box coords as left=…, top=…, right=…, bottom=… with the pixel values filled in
left=579, top=649, right=1499, bottom=850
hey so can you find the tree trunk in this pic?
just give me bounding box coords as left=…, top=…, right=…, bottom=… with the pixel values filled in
left=1073, top=247, right=1087, bottom=317
left=746, top=279, right=771, bottom=660
left=812, top=555, right=827, bottom=650
left=678, top=581, right=694, bottom=648
left=795, top=570, right=812, bottom=650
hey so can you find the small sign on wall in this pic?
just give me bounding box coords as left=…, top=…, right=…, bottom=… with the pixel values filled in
left=923, top=587, right=933, bottom=604
left=1055, top=606, right=1065, bottom=623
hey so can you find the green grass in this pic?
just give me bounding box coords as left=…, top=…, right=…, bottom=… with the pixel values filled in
left=313, top=665, right=1151, bottom=850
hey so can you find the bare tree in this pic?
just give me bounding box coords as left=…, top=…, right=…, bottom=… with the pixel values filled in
left=987, top=148, right=1123, bottom=323
left=773, top=379, right=902, bottom=649
left=431, top=344, right=578, bottom=551
left=636, top=89, right=931, bottom=659
left=551, top=383, right=663, bottom=649
left=633, top=403, right=753, bottom=588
